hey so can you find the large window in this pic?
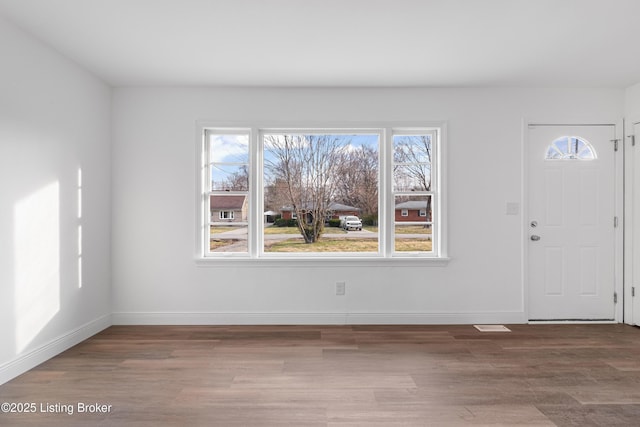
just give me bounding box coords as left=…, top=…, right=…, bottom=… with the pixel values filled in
left=200, top=125, right=444, bottom=260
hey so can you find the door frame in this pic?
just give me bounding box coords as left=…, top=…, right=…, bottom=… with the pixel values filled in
left=625, top=117, right=640, bottom=325
left=522, top=119, right=624, bottom=323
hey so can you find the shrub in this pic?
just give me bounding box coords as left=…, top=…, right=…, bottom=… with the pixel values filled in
left=327, top=219, right=342, bottom=228
left=274, top=218, right=298, bottom=227
left=361, top=215, right=378, bottom=226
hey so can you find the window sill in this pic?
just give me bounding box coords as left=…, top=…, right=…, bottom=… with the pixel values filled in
left=195, top=256, right=451, bottom=268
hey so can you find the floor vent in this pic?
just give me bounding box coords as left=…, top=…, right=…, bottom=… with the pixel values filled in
left=474, top=325, right=511, bottom=332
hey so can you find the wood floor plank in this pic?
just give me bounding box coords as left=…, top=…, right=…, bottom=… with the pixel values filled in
left=1, top=324, right=639, bottom=426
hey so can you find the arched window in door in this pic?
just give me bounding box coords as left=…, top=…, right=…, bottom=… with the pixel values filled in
left=545, top=136, right=596, bottom=160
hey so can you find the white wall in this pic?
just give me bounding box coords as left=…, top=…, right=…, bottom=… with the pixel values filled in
left=625, top=82, right=640, bottom=119
left=111, top=86, right=623, bottom=325
left=0, top=16, right=112, bottom=383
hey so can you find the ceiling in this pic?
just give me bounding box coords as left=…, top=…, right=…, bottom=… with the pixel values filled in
left=0, top=0, right=639, bottom=88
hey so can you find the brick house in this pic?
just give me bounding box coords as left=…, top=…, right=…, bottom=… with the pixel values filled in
left=395, top=200, right=430, bottom=222
left=280, top=202, right=360, bottom=222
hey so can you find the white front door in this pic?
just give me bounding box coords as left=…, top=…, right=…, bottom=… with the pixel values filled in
left=527, top=124, right=617, bottom=320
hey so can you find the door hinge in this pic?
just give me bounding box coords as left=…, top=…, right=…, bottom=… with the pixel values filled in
left=614, top=216, right=619, bottom=228
left=612, top=139, right=620, bottom=151
left=614, top=292, right=618, bottom=304
left=628, top=135, right=636, bottom=147
left=633, top=287, right=636, bottom=297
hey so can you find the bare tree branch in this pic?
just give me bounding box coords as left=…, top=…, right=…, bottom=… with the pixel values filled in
left=264, top=134, right=349, bottom=243
left=393, top=135, right=432, bottom=191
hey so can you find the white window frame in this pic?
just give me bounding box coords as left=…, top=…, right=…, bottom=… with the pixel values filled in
left=219, top=211, right=235, bottom=220
left=201, top=128, right=252, bottom=257
left=196, top=122, right=449, bottom=266
left=419, top=209, right=427, bottom=217
left=391, top=128, right=439, bottom=257
left=401, top=209, right=409, bottom=217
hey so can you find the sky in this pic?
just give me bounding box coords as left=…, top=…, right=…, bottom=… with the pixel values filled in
left=208, top=132, right=435, bottom=191
left=209, top=133, right=380, bottom=188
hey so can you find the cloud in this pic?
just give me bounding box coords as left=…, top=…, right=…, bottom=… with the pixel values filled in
left=210, top=134, right=249, bottom=163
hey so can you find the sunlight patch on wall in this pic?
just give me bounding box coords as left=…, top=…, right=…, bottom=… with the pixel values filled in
left=78, top=225, right=83, bottom=288
left=14, top=181, right=61, bottom=352
left=77, top=168, right=83, bottom=288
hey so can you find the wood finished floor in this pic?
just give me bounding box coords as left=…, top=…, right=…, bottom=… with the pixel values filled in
left=1, top=324, right=640, bottom=426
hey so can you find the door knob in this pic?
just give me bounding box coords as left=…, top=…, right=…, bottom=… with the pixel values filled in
left=530, top=235, right=541, bottom=241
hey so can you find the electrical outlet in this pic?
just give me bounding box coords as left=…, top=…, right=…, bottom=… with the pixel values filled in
left=336, top=281, right=346, bottom=296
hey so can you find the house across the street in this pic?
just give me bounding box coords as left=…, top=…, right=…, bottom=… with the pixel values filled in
left=395, top=200, right=430, bottom=222
left=280, top=202, right=360, bottom=221
left=210, top=195, right=248, bottom=223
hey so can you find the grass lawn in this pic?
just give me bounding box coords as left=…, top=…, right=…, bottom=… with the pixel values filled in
left=210, top=239, right=239, bottom=251
left=264, top=226, right=347, bottom=235
left=210, top=225, right=244, bottom=234
left=395, top=239, right=432, bottom=252
left=395, top=225, right=432, bottom=234
left=263, top=226, right=304, bottom=235
left=265, top=237, right=432, bottom=253
left=266, top=238, right=378, bottom=252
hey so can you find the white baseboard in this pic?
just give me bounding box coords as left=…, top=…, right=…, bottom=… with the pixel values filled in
left=346, top=311, right=526, bottom=325
left=111, top=311, right=526, bottom=325
left=112, top=312, right=349, bottom=325
left=528, top=320, right=618, bottom=324
left=0, top=314, right=112, bottom=385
